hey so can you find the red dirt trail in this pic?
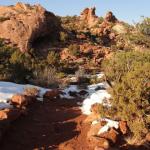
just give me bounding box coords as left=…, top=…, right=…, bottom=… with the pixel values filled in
left=0, top=98, right=148, bottom=150
left=0, top=99, right=90, bottom=150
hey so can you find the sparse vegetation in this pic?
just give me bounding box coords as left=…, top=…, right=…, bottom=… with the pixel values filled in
left=47, top=51, right=60, bottom=66
left=0, top=39, right=62, bottom=85
left=1, top=3, right=150, bottom=149
left=102, top=51, right=150, bottom=141
left=24, top=87, right=39, bottom=97
left=68, top=44, right=80, bottom=57
left=60, top=31, right=69, bottom=42
left=32, top=67, right=59, bottom=88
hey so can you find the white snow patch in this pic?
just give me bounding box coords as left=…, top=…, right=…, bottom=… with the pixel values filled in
left=81, top=82, right=111, bottom=115
left=98, top=118, right=119, bottom=135
left=95, top=73, right=105, bottom=79
left=60, top=85, right=79, bottom=99
left=0, top=102, right=13, bottom=110
left=0, top=81, right=50, bottom=103
left=92, top=120, right=99, bottom=125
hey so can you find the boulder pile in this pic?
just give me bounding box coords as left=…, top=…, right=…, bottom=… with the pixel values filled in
left=85, top=103, right=129, bottom=149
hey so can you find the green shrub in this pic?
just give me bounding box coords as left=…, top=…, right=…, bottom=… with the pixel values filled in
left=0, top=41, right=16, bottom=80
left=32, top=67, right=59, bottom=88
left=68, top=44, right=80, bottom=57
left=24, top=87, right=39, bottom=97
left=127, top=33, right=150, bottom=48
left=102, top=51, right=150, bottom=82
left=0, top=17, right=9, bottom=22
left=60, top=31, right=69, bottom=42
left=136, top=17, right=150, bottom=36
left=126, top=18, right=150, bottom=48
left=47, top=51, right=60, bottom=66
left=102, top=51, right=150, bottom=141
left=0, top=40, right=61, bottom=85
left=9, top=50, right=33, bottom=82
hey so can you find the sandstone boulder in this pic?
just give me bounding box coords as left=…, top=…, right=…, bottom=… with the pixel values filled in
left=0, top=108, right=21, bottom=121
left=11, top=94, right=28, bottom=107
left=87, top=123, right=102, bottom=139
left=43, top=89, right=60, bottom=99
left=99, top=128, right=119, bottom=144
left=146, top=132, right=150, bottom=142
left=0, top=2, right=61, bottom=52
left=0, top=109, right=8, bottom=120
left=94, top=146, right=106, bottom=150
left=88, top=136, right=110, bottom=149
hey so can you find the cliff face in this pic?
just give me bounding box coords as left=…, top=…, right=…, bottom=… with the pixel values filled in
left=0, top=2, right=61, bottom=52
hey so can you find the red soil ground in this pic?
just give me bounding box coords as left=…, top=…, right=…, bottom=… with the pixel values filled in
left=0, top=99, right=91, bottom=150
left=0, top=98, right=148, bottom=150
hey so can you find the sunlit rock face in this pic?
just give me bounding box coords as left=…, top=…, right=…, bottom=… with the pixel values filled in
left=0, top=2, right=61, bottom=52
left=80, top=7, right=99, bottom=28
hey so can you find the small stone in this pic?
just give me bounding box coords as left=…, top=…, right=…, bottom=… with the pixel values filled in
left=11, top=94, right=28, bottom=107
left=99, top=128, right=119, bottom=144
left=119, top=121, right=128, bottom=135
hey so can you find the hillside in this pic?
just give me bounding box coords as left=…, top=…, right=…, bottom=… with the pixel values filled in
left=0, top=2, right=150, bottom=150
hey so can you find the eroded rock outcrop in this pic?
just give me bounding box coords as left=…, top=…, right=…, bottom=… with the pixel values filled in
left=104, top=11, right=118, bottom=23
left=80, top=7, right=99, bottom=28
left=0, top=2, right=61, bottom=52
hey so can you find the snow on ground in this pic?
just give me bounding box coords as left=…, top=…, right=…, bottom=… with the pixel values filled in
left=62, top=73, right=119, bottom=135
left=91, top=118, right=119, bottom=134
left=60, top=85, right=81, bottom=99
left=0, top=82, right=50, bottom=104
left=98, top=118, right=119, bottom=134
left=81, top=82, right=111, bottom=115
left=0, top=102, right=13, bottom=110
left=68, top=73, right=104, bottom=82
left=61, top=72, right=111, bottom=115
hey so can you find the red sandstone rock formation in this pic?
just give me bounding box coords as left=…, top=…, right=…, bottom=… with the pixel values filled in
left=80, top=7, right=99, bottom=28
left=0, top=2, right=61, bottom=52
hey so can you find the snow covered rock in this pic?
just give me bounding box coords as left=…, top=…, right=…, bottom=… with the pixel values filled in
left=98, top=118, right=119, bottom=135
left=0, top=81, right=49, bottom=104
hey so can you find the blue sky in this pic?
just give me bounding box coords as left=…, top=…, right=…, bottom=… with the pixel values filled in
left=0, top=0, right=150, bottom=24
